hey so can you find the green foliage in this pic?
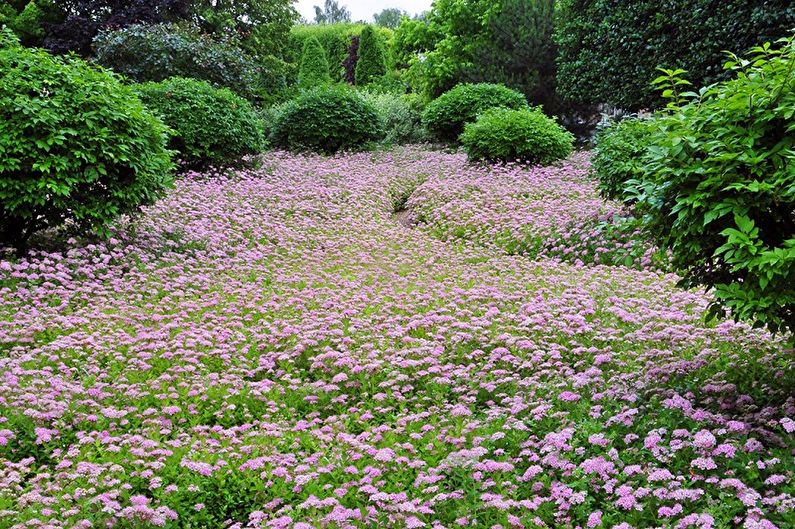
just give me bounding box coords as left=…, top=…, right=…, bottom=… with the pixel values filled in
left=359, top=91, right=427, bottom=144
left=0, top=24, right=20, bottom=47
left=268, top=85, right=384, bottom=154
left=9, top=1, right=43, bottom=44
left=395, top=0, right=557, bottom=107
left=0, top=45, right=174, bottom=252
left=313, top=0, right=350, bottom=24
left=298, top=36, right=331, bottom=87
left=134, top=77, right=264, bottom=167
left=94, top=24, right=286, bottom=103
left=460, top=107, right=573, bottom=165
left=373, top=8, right=405, bottom=29
left=189, top=0, right=299, bottom=57
left=287, top=24, right=392, bottom=83
left=592, top=118, right=657, bottom=200
left=635, top=37, right=795, bottom=334
left=355, top=25, right=387, bottom=86
left=422, top=83, right=527, bottom=143
left=555, top=0, right=795, bottom=111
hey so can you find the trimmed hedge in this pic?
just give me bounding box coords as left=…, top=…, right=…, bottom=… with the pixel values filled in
left=0, top=45, right=173, bottom=251
left=134, top=77, right=264, bottom=167
left=460, top=107, right=573, bottom=165
left=422, top=83, right=527, bottom=143
left=268, top=85, right=384, bottom=154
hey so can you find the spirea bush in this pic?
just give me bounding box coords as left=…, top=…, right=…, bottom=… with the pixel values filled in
left=460, top=107, right=573, bottom=165
left=0, top=45, right=174, bottom=252
left=422, top=83, right=527, bottom=143
left=359, top=91, right=427, bottom=144
left=134, top=77, right=264, bottom=167
left=268, top=85, right=384, bottom=154
left=93, top=24, right=285, bottom=102
left=592, top=118, right=657, bottom=200
left=636, top=36, right=795, bottom=334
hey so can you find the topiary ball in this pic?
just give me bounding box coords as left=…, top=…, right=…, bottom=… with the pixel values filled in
left=134, top=77, right=264, bottom=167
left=460, top=107, right=574, bottom=165
left=268, top=85, right=384, bottom=154
left=0, top=45, right=174, bottom=252
left=422, top=83, right=528, bottom=143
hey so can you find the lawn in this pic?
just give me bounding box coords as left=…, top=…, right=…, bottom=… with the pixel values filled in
left=1, top=148, right=793, bottom=528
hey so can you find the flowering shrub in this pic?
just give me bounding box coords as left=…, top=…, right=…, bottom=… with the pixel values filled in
left=422, top=83, right=528, bottom=143
left=460, top=107, right=574, bottom=165
left=134, top=77, right=265, bottom=168
left=0, top=44, right=173, bottom=252
left=268, top=85, right=384, bottom=154
left=1, top=147, right=792, bottom=528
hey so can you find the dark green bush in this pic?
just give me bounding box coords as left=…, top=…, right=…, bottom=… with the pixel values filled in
left=636, top=37, right=795, bottom=334
left=355, top=25, right=386, bottom=85
left=134, top=77, right=264, bottom=167
left=268, top=85, right=384, bottom=154
left=298, top=36, right=330, bottom=87
left=359, top=91, right=427, bottom=144
left=0, top=45, right=174, bottom=252
left=555, top=0, right=795, bottom=111
left=460, top=107, right=573, bottom=165
left=93, top=24, right=286, bottom=102
left=592, top=118, right=656, bottom=200
left=422, top=83, right=527, bottom=143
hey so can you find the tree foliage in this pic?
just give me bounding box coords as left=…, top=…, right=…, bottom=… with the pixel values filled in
left=298, top=35, right=331, bottom=87
left=555, top=0, right=795, bottom=111
left=313, top=0, right=350, bottom=24
left=355, top=25, right=386, bottom=85
left=373, top=8, right=405, bottom=29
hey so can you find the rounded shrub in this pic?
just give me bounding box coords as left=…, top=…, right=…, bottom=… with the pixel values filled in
left=422, top=83, right=528, bottom=143
left=0, top=45, right=174, bottom=252
left=134, top=77, right=264, bottom=167
left=592, top=118, right=657, bottom=200
left=637, top=38, right=795, bottom=334
left=355, top=25, right=387, bottom=86
left=269, top=85, right=384, bottom=154
left=359, top=91, right=427, bottom=144
left=298, top=35, right=331, bottom=87
left=460, top=107, right=574, bottom=165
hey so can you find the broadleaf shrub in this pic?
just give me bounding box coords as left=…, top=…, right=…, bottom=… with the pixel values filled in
left=359, top=91, right=427, bottom=144
left=592, top=118, right=656, bottom=200
left=298, top=36, right=330, bottom=87
left=134, top=77, right=264, bottom=167
left=636, top=37, right=795, bottom=334
left=354, top=25, right=386, bottom=86
left=422, top=83, right=527, bottom=143
left=460, top=107, right=573, bottom=165
left=0, top=45, right=174, bottom=252
left=268, top=85, right=384, bottom=154
left=93, top=24, right=286, bottom=102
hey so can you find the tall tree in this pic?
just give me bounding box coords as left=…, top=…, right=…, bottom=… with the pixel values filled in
left=354, top=25, right=386, bottom=85
left=373, top=7, right=405, bottom=29
left=313, top=0, right=350, bottom=24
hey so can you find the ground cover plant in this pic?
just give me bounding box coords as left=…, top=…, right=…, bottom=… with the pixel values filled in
left=1, top=147, right=792, bottom=528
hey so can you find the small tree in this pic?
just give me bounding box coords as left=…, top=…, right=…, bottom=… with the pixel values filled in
left=298, top=36, right=331, bottom=87
left=313, top=0, right=350, bottom=24
left=355, top=25, right=386, bottom=86
left=373, top=7, right=405, bottom=29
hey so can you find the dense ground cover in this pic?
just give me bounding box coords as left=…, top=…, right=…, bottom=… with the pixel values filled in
left=0, top=148, right=793, bottom=528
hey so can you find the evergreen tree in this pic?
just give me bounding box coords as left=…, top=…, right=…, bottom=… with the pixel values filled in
left=298, top=36, right=331, bottom=87
left=355, top=25, right=386, bottom=86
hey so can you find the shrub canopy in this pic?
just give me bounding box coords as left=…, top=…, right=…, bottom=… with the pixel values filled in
left=298, top=36, right=331, bottom=87
left=0, top=45, right=174, bottom=251
left=355, top=25, right=387, bottom=85
left=592, top=118, right=657, bottom=201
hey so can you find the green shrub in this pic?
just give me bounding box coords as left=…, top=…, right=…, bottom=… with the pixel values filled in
left=93, top=24, right=286, bottom=102
left=460, top=107, right=573, bottom=165
left=9, top=1, right=44, bottom=45
left=422, top=83, right=527, bottom=143
left=0, top=45, right=174, bottom=252
left=555, top=0, right=795, bottom=110
left=0, top=24, right=19, bottom=48
left=355, top=25, right=386, bottom=85
left=636, top=37, right=795, bottom=334
left=359, top=90, right=427, bottom=144
left=592, top=118, right=656, bottom=200
left=298, top=36, right=330, bottom=87
left=269, top=85, right=384, bottom=154
left=134, top=77, right=264, bottom=167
